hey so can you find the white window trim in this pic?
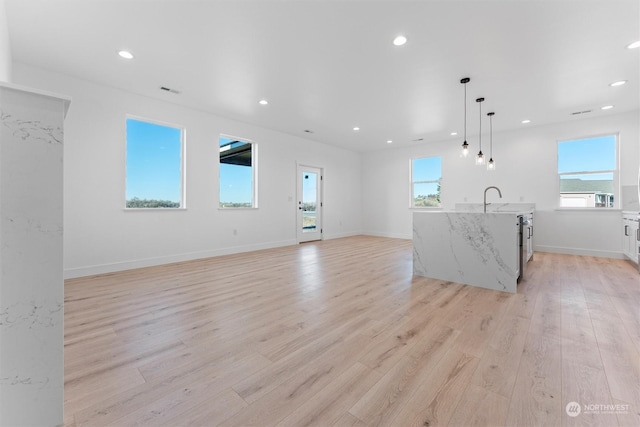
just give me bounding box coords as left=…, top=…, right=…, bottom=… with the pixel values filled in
left=409, top=156, right=442, bottom=210
left=218, top=134, right=258, bottom=209
left=556, top=133, right=619, bottom=210
left=124, top=115, right=186, bottom=210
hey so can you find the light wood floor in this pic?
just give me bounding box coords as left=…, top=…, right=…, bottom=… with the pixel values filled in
left=64, top=236, right=640, bottom=426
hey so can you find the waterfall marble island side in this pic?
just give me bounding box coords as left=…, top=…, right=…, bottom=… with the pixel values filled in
left=0, top=82, right=70, bottom=426
left=413, top=211, right=525, bottom=293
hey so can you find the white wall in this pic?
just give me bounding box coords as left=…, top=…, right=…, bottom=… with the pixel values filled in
left=11, top=62, right=639, bottom=275
left=14, top=63, right=363, bottom=278
left=362, top=110, right=640, bottom=258
left=0, top=0, right=12, bottom=82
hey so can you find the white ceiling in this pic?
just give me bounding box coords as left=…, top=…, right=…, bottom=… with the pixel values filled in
left=6, top=0, right=639, bottom=152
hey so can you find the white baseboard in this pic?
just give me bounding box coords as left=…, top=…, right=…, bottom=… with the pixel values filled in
left=64, top=239, right=297, bottom=279
left=323, top=230, right=363, bottom=240
left=363, top=231, right=412, bottom=240
left=535, top=245, right=626, bottom=260
left=68, top=237, right=623, bottom=280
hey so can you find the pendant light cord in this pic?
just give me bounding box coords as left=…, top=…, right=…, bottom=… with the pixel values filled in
left=464, top=83, right=467, bottom=141
left=489, top=113, right=493, bottom=157
left=478, top=99, right=482, bottom=151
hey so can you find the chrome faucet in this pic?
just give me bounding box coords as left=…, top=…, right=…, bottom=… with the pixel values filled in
left=484, top=186, right=502, bottom=213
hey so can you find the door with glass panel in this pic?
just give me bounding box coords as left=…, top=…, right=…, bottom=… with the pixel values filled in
left=297, top=165, right=323, bottom=243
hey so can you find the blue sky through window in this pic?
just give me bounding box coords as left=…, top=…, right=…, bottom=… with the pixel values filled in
left=558, top=135, right=616, bottom=176
left=302, top=172, right=317, bottom=205
left=412, top=156, right=442, bottom=207
left=126, top=118, right=182, bottom=204
left=219, top=136, right=253, bottom=205
left=412, top=156, right=442, bottom=182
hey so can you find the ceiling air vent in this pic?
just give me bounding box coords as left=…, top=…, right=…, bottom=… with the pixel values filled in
left=160, top=86, right=180, bottom=94
left=571, top=110, right=592, bottom=115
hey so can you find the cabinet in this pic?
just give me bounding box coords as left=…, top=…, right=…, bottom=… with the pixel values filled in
left=622, top=212, right=639, bottom=263
left=525, top=211, right=534, bottom=262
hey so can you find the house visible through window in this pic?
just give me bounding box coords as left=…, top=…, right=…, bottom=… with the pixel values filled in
left=126, top=117, right=184, bottom=209
left=411, top=156, right=442, bottom=208
left=219, top=135, right=256, bottom=208
left=558, top=134, right=617, bottom=208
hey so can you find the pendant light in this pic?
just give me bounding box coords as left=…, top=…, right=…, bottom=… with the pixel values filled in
left=487, top=112, right=495, bottom=171
left=460, top=78, right=470, bottom=157
left=475, top=97, right=485, bottom=165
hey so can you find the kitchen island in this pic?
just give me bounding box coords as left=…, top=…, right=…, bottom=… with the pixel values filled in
left=413, top=211, right=524, bottom=293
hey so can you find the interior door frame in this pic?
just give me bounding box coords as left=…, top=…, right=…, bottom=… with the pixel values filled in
left=296, top=163, right=324, bottom=243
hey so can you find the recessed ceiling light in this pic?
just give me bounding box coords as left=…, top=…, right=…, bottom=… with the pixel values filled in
left=393, top=35, right=407, bottom=46
left=387, top=140, right=393, bottom=144
left=353, top=127, right=360, bottom=131
left=521, top=119, right=531, bottom=124
left=601, top=105, right=614, bottom=110
left=450, top=132, right=458, bottom=136
left=259, top=99, right=268, bottom=105
left=627, top=40, right=640, bottom=49
left=118, top=50, right=134, bottom=59
left=609, top=80, right=627, bottom=87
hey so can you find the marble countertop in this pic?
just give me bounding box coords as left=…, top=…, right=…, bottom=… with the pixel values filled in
left=454, top=202, right=535, bottom=214
left=416, top=210, right=529, bottom=215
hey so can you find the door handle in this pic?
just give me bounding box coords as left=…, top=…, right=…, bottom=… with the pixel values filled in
left=625, top=225, right=629, bottom=236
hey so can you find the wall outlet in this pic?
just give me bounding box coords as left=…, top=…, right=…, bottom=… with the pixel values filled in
left=519, top=196, right=524, bottom=202
left=233, top=229, right=237, bottom=236
left=463, top=197, right=468, bottom=202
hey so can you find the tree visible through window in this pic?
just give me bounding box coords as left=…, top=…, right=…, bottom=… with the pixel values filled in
left=219, top=135, right=256, bottom=208
left=412, top=156, right=442, bottom=208
left=558, top=135, right=617, bottom=208
left=126, top=117, right=184, bottom=209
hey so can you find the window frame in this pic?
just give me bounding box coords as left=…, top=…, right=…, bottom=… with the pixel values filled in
left=556, top=133, right=619, bottom=210
left=218, top=134, right=258, bottom=209
left=410, top=155, right=442, bottom=209
left=124, top=115, right=186, bottom=210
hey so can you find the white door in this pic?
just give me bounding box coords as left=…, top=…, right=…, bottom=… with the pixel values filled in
left=297, top=165, right=323, bottom=243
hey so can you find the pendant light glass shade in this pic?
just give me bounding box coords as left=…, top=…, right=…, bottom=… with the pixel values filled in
left=487, top=112, right=495, bottom=171
left=460, top=78, right=470, bottom=157
left=475, top=97, right=485, bottom=165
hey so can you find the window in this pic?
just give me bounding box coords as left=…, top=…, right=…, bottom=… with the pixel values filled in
left=558, top=134, right=617, bottom=208
left=411, top=156, right=442, bottom=208
left=219, top=135, right=257, bottom=208
left=126, top=117, right=184, bottom=208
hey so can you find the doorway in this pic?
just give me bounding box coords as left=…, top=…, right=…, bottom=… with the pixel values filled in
left=297, top=165, right=323, bottom=243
